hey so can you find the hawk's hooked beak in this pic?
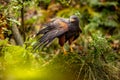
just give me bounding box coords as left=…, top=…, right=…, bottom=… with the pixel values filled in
left=70, top=18, right=75, bottom=22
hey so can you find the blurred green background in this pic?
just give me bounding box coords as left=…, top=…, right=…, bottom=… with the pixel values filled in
left=0, top=0, right=120, bottom=80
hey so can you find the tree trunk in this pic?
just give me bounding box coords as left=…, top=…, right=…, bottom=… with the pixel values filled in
left=21, top=0, right=25, bottom=41
left=11, top=23, right=23, bottom=46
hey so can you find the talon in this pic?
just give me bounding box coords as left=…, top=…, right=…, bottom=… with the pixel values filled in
left=62, top=47, right=67, bottom=55
left=70, top=45, right=73, bottom=52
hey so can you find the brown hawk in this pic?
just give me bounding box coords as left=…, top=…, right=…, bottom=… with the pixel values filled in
left=34, top=15, right=82, bottom=54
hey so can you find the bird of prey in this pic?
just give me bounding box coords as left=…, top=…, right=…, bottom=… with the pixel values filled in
left=33, top=15, right=82, bottom=54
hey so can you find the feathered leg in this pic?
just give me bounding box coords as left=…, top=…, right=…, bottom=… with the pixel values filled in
left=59, top=35, right=67, bottom=54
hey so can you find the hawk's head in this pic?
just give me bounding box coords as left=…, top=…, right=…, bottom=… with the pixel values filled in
left=69, top=15, right=79, bottom=23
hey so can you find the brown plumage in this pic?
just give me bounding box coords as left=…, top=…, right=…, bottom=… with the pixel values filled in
left=33, top=15, right=82, bottom=54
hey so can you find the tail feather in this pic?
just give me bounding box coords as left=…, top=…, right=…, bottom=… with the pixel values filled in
left=42, top=37, right=55, bottom=47
left=33, top=30, right=57, bottom=49
left=33, top=41, right=43, bottom=50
